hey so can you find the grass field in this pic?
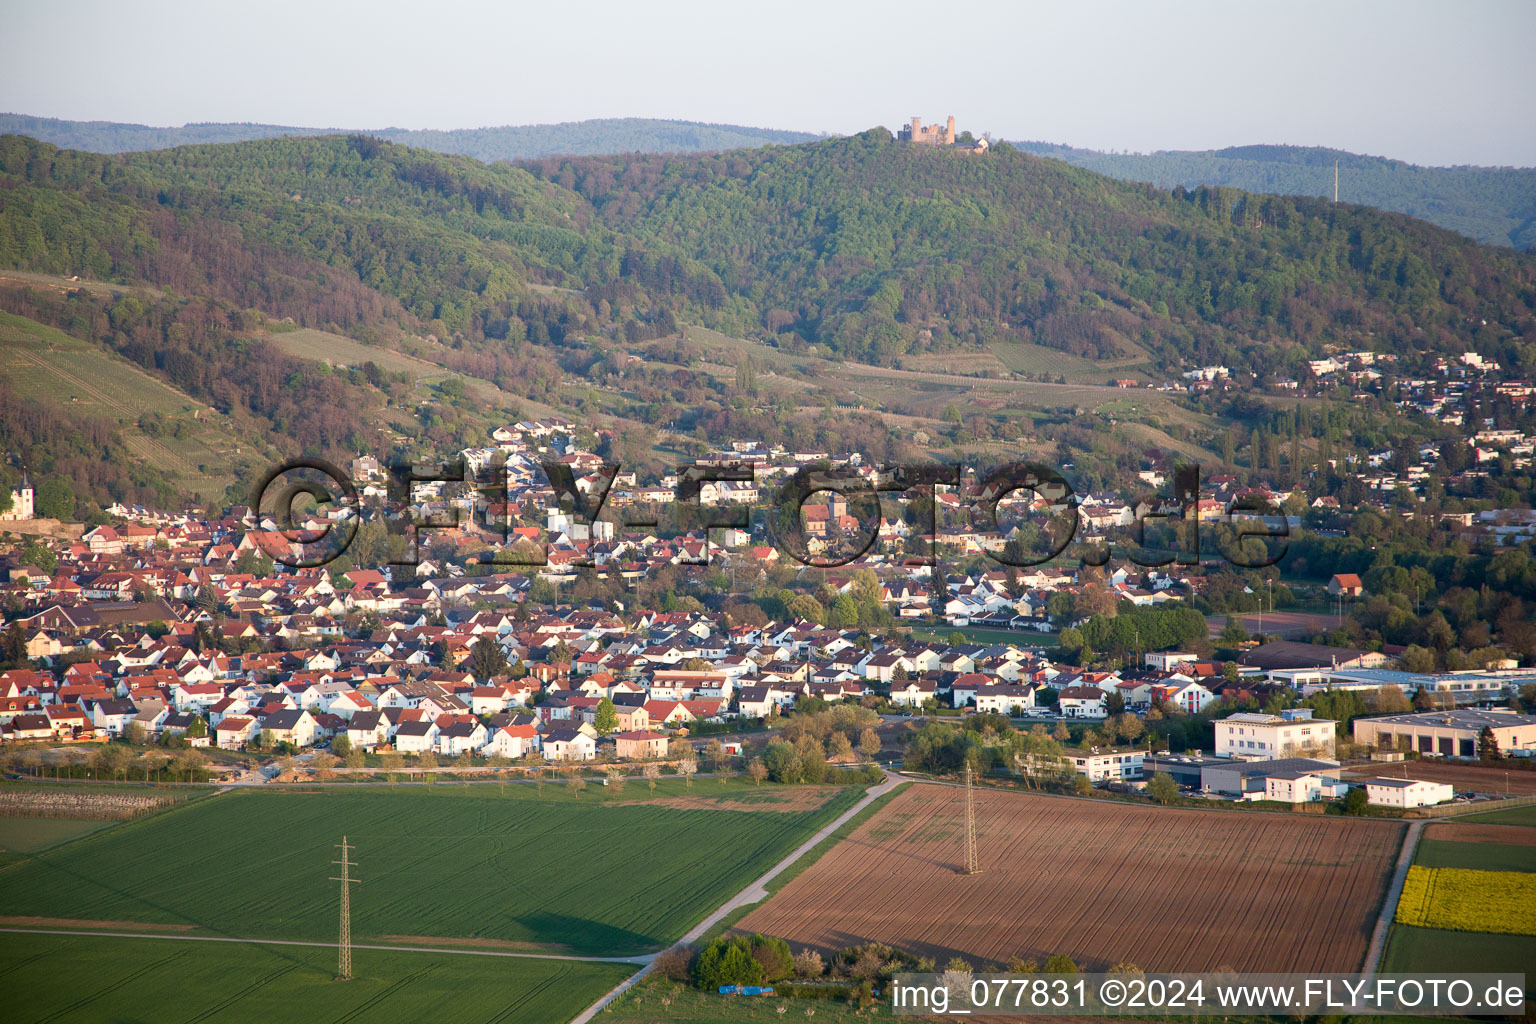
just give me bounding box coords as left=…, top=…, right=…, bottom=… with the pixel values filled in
left=1382, top=925, right=1536, bottom=991
left=602, top=975, right=887, bottom=1023
left=0, top=781, right=861, bottom=957
left=1457, top=803, right=1536, bottom=826
left=0, top=309, right=264, bottom=498
left=0, top=931, right=631, bottom=1024
left=0, top=816, right=115, bottom=857
left=1414, top=838, right=1536, bottom=872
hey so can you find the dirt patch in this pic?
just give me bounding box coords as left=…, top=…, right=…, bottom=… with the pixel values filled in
left=621, top=788, right=839, bottom=814
left=1424, top=822, right=1536, bottom=846
left=0, top=916, right=195, bottom=932
left=737, top=784, right=1404, bottom=972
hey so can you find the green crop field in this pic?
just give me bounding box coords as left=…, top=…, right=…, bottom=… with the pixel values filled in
left=1414, top=838, right=1536, bottom=873
left=0, top=781, right=861, bottom=957
left=1457, top=804, right=1536, bottom=827
left=0, top=932, right=631, bottom=1024
left=0, top=816, right=116, bottom=857
left=1382, top=925, right=1536, bottom=992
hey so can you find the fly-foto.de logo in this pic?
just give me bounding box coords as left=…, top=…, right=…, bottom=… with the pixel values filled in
left=248, top=456, right=1290, bottom=574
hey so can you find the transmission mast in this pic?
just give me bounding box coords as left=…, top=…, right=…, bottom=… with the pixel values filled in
left=331, top=835, right=360, bottom=980
left=960, top=762, right=981, bottom=875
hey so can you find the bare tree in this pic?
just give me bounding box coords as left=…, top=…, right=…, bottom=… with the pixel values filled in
left=747, top=758, right=768, bottom=786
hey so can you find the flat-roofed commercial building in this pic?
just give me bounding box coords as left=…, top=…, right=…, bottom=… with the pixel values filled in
left=1363, top=777, right=1455, bottom=808
left=1351, top=708, right=1536, bottom=759
left=1215, top=709, right=1335, bottom=760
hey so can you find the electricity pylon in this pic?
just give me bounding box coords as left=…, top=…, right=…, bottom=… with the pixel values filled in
left=331, top=836, right=360, bottom=980
left=960, top=762, right=981, bottom=875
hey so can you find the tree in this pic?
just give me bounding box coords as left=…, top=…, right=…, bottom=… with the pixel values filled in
left=858, top=727, right=882, bottom=757
left=1043, top=954, right=1078, bottom=974
left=1412, top=686, right=1435, bottom=711
left=605, top=765, right=626, bottom=792
left=679, top=752, right=699, bottom=788
left=566, top=773, right=588, bottom=796
left=1477, top=726, right=1501, bottom=762
left=747, top=757, right=768, bottom=786
left=467, top=637, right=509, bottom=681
left=643, top=761, right=661, bottom=793
left=1114, top=714, right=1144, bottom=745
left=1146, top=772, right=1179, bottom=805
left=19, top=541, right=56, bottom=573
left=762, top=741, right=803, bottom=783
left=171, top=748, right=205, bottom=782
left=331, top=735, right=352, bottom=758
left=1, top=622, right=27, bottom=666
left=694, top=936, right=767, bottom=990
left=704, top=738, right=728, bottom=774
left=1398, top=645, right=1437, bottom=674
left=1343, top=786, right=1369, bottom=815
left=593, top=697, right=619, bottom=736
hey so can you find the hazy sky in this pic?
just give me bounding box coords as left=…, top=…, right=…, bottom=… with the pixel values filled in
left=3, top=0, right=1533, bottom=166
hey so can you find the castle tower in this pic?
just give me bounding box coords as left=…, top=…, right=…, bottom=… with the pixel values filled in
left=945, top=115, right=955, bottom=145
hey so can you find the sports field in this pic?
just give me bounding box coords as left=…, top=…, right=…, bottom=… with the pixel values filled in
left=0, top=931, right=631, bottom=1024
left=0, top=781, right=860, bottom=957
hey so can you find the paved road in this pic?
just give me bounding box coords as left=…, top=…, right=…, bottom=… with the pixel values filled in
left=566, top=769, right=903, bottom=1024
left=1364, top=819, right=1424, bottom=974
left=0, top=927, right=652, bottom=964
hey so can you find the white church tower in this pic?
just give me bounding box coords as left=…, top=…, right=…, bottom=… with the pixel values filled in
left=2, top=471, right=34, bottom=521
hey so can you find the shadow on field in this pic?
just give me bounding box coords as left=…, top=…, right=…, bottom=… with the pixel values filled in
left=514, top=912, right=655, bottom=958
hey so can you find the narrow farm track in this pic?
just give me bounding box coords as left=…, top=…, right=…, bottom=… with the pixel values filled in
left=0, top=928, right=653, bottom=965
left=736, top=782, right=1405, bottom=973
left=1365, top=819, right=1424, bottom=975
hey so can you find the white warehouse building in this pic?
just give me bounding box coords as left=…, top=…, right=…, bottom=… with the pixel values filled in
left=1363, top=777, right=1455, bottom=809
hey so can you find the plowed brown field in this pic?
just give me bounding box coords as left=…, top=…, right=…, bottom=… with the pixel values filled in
left=736, top=784, right=1405, bottom=971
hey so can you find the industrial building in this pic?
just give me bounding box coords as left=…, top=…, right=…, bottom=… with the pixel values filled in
left=1350, top=708, right=1536, bottom=758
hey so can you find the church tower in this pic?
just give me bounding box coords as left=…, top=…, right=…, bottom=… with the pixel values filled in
left=2, top=471, right=35, bottom=521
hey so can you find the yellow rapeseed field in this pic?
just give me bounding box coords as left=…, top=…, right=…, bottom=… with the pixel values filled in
left=1396, top=865, right=1536, bottom=935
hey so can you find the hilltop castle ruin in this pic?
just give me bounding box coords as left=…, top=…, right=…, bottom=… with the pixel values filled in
left=896, top=115, right=989, bottom=154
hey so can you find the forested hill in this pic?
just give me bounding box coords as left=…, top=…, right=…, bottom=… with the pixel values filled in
left=0, top=113, right=818, bottom=159
left=2, top=130, right=1534, bottom=386
left=1013, top=141, right=1536, bottom=250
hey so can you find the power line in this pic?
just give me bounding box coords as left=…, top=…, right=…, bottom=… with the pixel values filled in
left=330, top=835, right=361, bottom=980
